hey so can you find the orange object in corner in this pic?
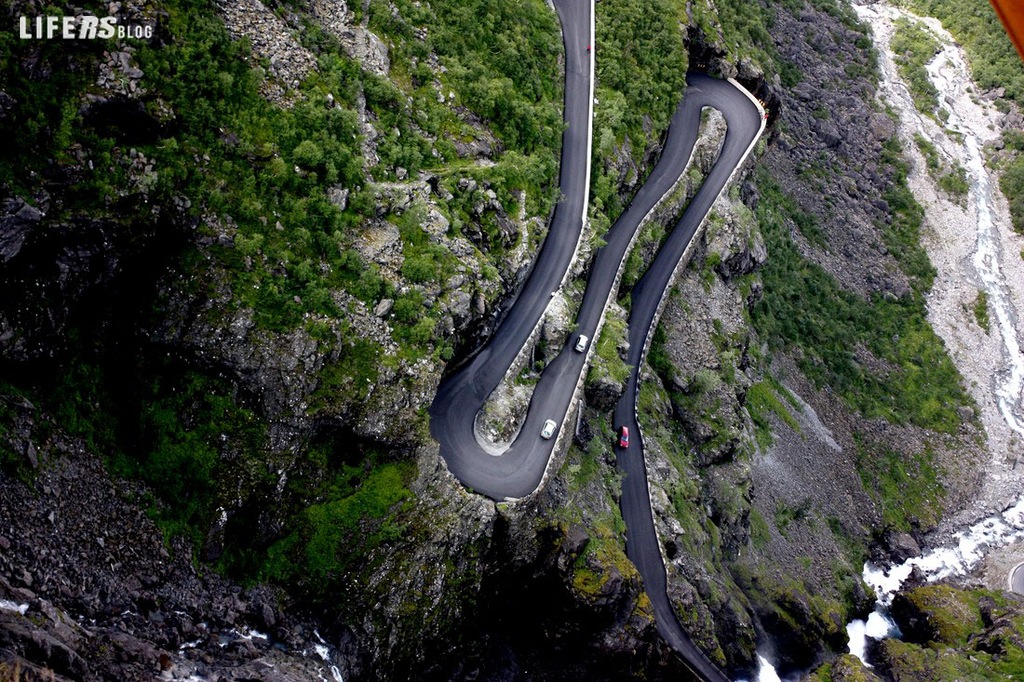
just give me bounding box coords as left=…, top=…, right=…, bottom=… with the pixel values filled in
left=990, top=0, right=1024, bottom=61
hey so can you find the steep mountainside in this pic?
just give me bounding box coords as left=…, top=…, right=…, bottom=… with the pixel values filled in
left=2, top=0, right=1023, bottom=680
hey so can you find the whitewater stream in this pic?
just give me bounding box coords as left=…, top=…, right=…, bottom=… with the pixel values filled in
left=842, top=1, right=1024, bottom=669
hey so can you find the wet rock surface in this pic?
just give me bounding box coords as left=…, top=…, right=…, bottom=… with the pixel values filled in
left=872, top=585, right=1024, bottom=681
left=0, top=197, right=42, bottom=264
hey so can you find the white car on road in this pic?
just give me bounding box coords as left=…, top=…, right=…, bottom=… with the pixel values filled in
left=541, top=419, right=558, bottom=439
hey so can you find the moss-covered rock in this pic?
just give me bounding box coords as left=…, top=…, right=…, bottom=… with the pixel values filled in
left=891, top=584, right=985, bottom=646
left=876, top=586, right=1024, bottom=681
left=806, top=654, right=884, bottom=682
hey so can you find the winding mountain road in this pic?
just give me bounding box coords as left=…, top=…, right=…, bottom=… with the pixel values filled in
left=613, top=76, right=765, bottom=682
left=428, top=2, right=764, bottom=679
left=428, top=0, right=594, bottom=499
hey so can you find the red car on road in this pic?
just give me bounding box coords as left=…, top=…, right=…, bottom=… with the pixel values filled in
left=618, top=426, right=629, bottom=449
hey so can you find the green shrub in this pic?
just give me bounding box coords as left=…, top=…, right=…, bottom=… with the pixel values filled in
left=915, top=133, right=941, bottom=170
left=915, top=134, right=970, bottom=201
left=972, top=290, right=990, bottom=331
left=1000, top=155, right=1024, bottom=233
left=774, top=498, right=812, bottom=535
left=292, top=139, right=325, bottom=169
left=890, top=18, right=942, bottom=117
left=937, top=165, right=969, bottom=198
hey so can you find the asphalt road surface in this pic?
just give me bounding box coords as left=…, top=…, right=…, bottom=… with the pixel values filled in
left=613, top=76, right=765, bottom=682
left=428, top=2, right=764, bottom=679
left=1012, top=562, right=1024, bottom=594
left=430, top=72, right=761, bottom=502
left=428, top=0, right=594, bottom=499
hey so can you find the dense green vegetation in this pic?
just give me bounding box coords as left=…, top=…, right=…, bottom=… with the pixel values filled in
left=410, top=0, right=563, bottom=155
left=3, top=0, right=566, bottom=338
left=936, top=163, right=969, bottom=197
left=1, top=1, right=375, bottom=333
left=880, top=137, right=938, bottom=290
left=364, top=0, right=563, bottom=215
left=1003, top=159, right=1024, bottom=233
left=0, top=0, right=564, bottom=589
left=595, top=0, right=688, bottom=138
left=588, top=315, right=632, bottom=385
left=0, top=4, right=106, bottom=194
left=750, top=169, right=971, bottom=434
left=261, top=457, right=415, bottom=603
left=712, top=0, right=787, bottom=77
left=853, top=434, right=944, bottom=531
left=142, top=30, right=371, bottom=331
left=137, top=0, right=561, bottom=336
left=999, top=131, right=1024, bottom=233
left=589, top=0, right=688, bottom=227
left=746, top=378, right=800, bottom=448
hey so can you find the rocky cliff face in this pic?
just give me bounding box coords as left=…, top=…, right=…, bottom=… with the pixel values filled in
left=870, top=583, right=1024, bottom=681
left=0, top=410, right=335, bottom=681
left=0, top=0, right=1015, bottom=680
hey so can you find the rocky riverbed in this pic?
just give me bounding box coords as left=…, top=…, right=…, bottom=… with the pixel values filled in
left=854, top=0, right=1024, bottom=587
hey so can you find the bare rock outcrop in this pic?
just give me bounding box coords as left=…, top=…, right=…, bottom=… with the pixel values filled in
left=216, top=0, right=318, bottom=104
left=309, top=0, right=391, bottom=77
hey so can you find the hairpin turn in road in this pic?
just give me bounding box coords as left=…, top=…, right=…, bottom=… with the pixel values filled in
left=429, top=1, right=765, bottom=679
